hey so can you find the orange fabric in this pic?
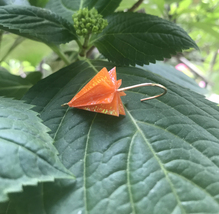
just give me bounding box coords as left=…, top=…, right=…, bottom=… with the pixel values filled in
left=67, top=67, right=126, bottom=116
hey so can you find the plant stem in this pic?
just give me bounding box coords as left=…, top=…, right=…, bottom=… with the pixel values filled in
left=208, top=50, right=218, bottom=78
left=76, top=39, right=82, bottom=49
left=48, top=44, right=70, bottom=65
left=0, top=36, right=25, bottom=63
left=179, top=56, right=211, bottom=85
left=128, top=0, right=144, bottom=12
left=79, top=34, right=90, bottom=57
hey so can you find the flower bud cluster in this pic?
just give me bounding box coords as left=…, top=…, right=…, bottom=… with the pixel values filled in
left=73, top=8, right=108, bottom=36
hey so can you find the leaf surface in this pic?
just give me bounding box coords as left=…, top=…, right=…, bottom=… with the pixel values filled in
left=19, top=60, right=219, bottom=214
left=0, top=5, right=76, bottom=45
left=45, top=0, right=122, bottom=23
left=0, top=68, right=42, bottom=99
left=91, top=12, right=199, bottom=66
left=0, top=97, right=74, bottom=203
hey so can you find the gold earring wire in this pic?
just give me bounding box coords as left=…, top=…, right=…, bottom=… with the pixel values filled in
left=117, top=83, right=167, bottom=101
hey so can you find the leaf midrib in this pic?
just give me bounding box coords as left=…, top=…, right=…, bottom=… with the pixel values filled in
left=125, top=108, right=186, bottom=214
left=83, top=114, right=97, bottom=214
left=0, top=85, right=31, bottom=89
left=127, top=131, right=138, bottom=214
left=126, top=88, right=219, bottom=142
left=91, top=32, right=193, bottom=46
left=136, top=120, right=219, bottom=170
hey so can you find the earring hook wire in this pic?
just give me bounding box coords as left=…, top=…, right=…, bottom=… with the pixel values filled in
left=117, top=83, right=167, bottom=101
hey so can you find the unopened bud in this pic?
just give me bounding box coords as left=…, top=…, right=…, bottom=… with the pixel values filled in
left=82, top=29, right=88, bottom=35
left=73, top=7, right=108, bottom=37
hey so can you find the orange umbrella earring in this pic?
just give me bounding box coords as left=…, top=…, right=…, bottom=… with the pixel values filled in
left=62, top=67, right=167, bottom=117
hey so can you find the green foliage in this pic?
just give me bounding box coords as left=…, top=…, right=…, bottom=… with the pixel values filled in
left=45, top=0, right=123, bottom=23
left=73, top=8, right=108, bottom=36
left=0, top=97, right=74, bottom=202
left=14, top=60, right=219, bottom=213
left=91, top=12, right=198, bottom=65
left=167, top=0, right=219, bottom=95
left=0, top=5, right=77, bottom=45
left=0, top=1, right=218, bottom=213
left=0, top=68, right=42, bottom=99
left=0, top=3, right=197, bottom=65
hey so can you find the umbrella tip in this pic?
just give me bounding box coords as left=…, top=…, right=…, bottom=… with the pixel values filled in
left=61, top=103, right=69, bottom=107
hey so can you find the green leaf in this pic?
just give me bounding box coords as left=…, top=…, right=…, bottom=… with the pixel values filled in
left=45, top=0, right=122, bottom=23
left=0, top=5, right=77, bottom=45
left=0, top=97, right=74, bottom=203
left=0, top=0, right=30, bottom=6
left=25, top=72, right=42, bottom=85
left=19, top=60, right=219, bottom=213
left=139, top=62, right=206, bottom=94
left=28, top=0, right=49, bottom=7
left=0, top=68, right=42, bottom=99
left=91, top=12, right=199, bottom=66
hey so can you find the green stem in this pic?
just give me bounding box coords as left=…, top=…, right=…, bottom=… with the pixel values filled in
left=79, top=34, right=90, bottom=57
left=48, top=44, right=70, bottom=65
left=208, top=50, right=218, bottom=78
left=0, top=36, right=25, bottom=63
left=76, top=39, right=82, bottom=49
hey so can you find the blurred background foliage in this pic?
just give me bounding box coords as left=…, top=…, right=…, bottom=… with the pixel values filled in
left=0, top=0, right=219, bottom=101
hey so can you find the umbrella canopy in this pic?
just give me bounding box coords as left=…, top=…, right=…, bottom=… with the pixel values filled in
left=66, top=67, right=126, bottom=117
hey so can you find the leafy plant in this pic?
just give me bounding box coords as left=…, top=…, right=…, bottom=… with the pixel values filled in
left=0, top=1, right=219, bottom=214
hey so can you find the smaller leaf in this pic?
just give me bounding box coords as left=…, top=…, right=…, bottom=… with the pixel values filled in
left=91, top=12, right=199, bottom=66
left=91, top=0, right=123, bottom=17
left=0, top=5, right=77, bottom=45
left=0, top=97, right=75, bottom=203
left=0, top=68, right=42, bottom=99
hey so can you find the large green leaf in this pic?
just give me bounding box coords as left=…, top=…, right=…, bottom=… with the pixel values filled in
left=0, top=68, right=42, bottom=99
left=91, top=12, right=199, bottom=66
left=45, top=0, right=122, bottom=23
left=14, top=60, right=219, bottom=213
left=0, top=5, right=76, bottom=45
left=0, top=97, right=74, bottom=203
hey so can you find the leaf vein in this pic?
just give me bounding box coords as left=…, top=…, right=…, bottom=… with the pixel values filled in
left=127, top=131, right=138, bottom=214
left=126, top=108, right=186, bottom=213
left=83, top=114, right=97, bottom=214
